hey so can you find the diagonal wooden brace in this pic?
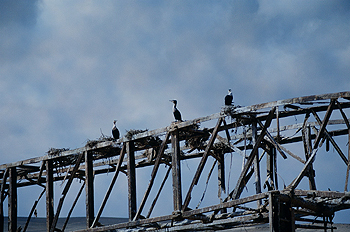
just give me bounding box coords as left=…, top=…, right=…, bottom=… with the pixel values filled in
left=228, top=107, right=276, bottom=201
left=182, top=117, right=223, bottom=211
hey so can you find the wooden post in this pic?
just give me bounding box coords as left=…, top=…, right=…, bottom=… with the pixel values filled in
left=46, top=160, right=54, bottom=232
left=127, top=141, right=137, bottom=221
left=303, top=125, right=317, bottom=190
left=85, top=151, right=95, bottom=228
left=8, top=167, right=17, bottom=232
left=252, top=120, right=262, bottom=207
left=273, top=147, right=278, bottom=190
left=0, top=169, right=8, bottom=232
left=345, top=129, right=350, bottom=192
left=171, top=128, right=182, bottom=213
left=266, top=146, right=274, bottom=190
left=269, top=192, right=274, bottom=232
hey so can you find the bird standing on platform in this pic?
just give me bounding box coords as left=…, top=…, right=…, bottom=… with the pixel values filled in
left=170, top=100, right=182, bottom=122
left=112, top=120, right=120, bottom=140
left=225, top=89, right=234, bottom=106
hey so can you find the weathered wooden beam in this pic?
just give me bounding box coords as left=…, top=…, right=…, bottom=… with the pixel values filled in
left=62, top=181, right=85, bottom=231
left=268, top=191, right=275, bottom=232
left=252, top=120, right=262, bottom=206
left=92, top=144, right=126, bottom=227
left=85, top=151, right=95, bottom=228
left=0, top=168, right=8, bottom=232
left=313, top=100, right=335, bottom=149
left=336, top=100, right=350, bottom=129
left=287, top=148, right=318, bottom=191
left=302, top=124, right=317, bottom=190
left=23, top=188, right=45, bottom=232
left=134, top=132, right=171, bottom=221
left=8, top=167, right=17, bottom=232
left=287, top=101, right=335, bottom=191
left=146, top=165, right=171, bottom=218
left=46, top=160, right=54, bottom=232
left=50, top=152, right=84, bottom=232
left=229, top=107, right=276, bottom=201
left=346, top=129, right=350, bottom=192
left=36, top=161, right=45, bottom=184
left=182, top=117, right=223, bottom=211
left=127, top=141, right=137, bottom=221
left=256, top=118, right=287, bottom=159
left=171, top=128, right=183, bottom=213
left=312, top=110, right=348, bottom=165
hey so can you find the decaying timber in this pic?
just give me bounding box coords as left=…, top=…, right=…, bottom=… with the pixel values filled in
left=1, top=91, right=350, bottom=232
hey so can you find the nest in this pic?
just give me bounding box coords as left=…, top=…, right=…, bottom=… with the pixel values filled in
left=85, top=135, right=122, bottom=159
left=85, top=135, right=114, bottom=148
left=181, top=124, right=210, bottom=151
left=125, top=129, right=163, bottom=149
left=47, top=148, right=70, bottom=157
left=212, top=142, right=232, bottom=155
left=184, top=128, right=210, bottom=151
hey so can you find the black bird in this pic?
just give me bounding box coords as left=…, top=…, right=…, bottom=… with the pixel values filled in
left=170, top=100, right=182, bottom=122
left=112, top=120, right=120, bottom=140
left=225, top=89, right=233, bottom=106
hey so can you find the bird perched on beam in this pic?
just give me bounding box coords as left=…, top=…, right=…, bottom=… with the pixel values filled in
left=170, top=100, right=182, bottom=122
left=225, top=89, right=234, bottom=106
left=112, top=120, right=120, bottom=140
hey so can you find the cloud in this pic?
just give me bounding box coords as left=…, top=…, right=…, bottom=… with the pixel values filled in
left=1, top=0, right=350, bottom=222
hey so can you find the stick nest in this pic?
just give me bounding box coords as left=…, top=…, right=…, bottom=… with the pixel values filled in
left=125, top=129, right=163, bottom=149
left=182, top=124, right=210, bottom=151
left=212, top=142, right=232, bottom=155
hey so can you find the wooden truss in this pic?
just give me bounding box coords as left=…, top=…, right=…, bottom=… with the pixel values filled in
left=1, top=91, right=350, bottom=232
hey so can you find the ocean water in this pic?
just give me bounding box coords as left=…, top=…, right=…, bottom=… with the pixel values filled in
left=3, top=217, right=128, bottom=232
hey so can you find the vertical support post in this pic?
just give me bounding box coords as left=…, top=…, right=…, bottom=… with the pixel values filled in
left=85, top=151, right=94, bottom=228
left=171, top=128, right=182, bottom=213
left=127, top=141, right=137, bottom=221
left=252, top=121, right=262, bottom=207
left=345, top=129, right=350, bottom=192
left=218, top=153, right=225, bottom=200
left=276, top=106, right=280, bottom=141
left=218, top=152, right=226, bottom=214
left=266, top=146, right=275, bottom=190
left=8, top=167, right=17, bottom=232
left=274, top=147, right=279, bottom=190
left=303, top=125, right=317, bottom=190
left=46, top=160, right=54, bottom=232
left=269, top=192, right=274, bottom=232
left=0, top=169, right=8, bottom=232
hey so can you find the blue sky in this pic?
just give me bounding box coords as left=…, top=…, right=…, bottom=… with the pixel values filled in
left=1, top=0, right=350, bottom=224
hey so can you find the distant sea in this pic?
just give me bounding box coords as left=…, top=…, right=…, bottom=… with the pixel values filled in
left=3, top=217, right=128, bottom=232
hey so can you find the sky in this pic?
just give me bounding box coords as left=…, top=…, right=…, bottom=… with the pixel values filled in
left=1, top=0, right=350, bottom=225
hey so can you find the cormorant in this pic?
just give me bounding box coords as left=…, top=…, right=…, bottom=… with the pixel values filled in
left=225, top=89, right=233, bottom=106
left=112, top=120, right=120, bottom=140
left=170, top=100, right=182, bottom=122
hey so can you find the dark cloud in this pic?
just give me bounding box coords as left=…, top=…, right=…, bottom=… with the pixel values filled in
left=0, top=0, right=40, bottom=27
left=0, top=0, right=41, bottom=63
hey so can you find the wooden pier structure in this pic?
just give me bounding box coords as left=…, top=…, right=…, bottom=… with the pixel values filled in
left=1, top=91, right=350, bottom=231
